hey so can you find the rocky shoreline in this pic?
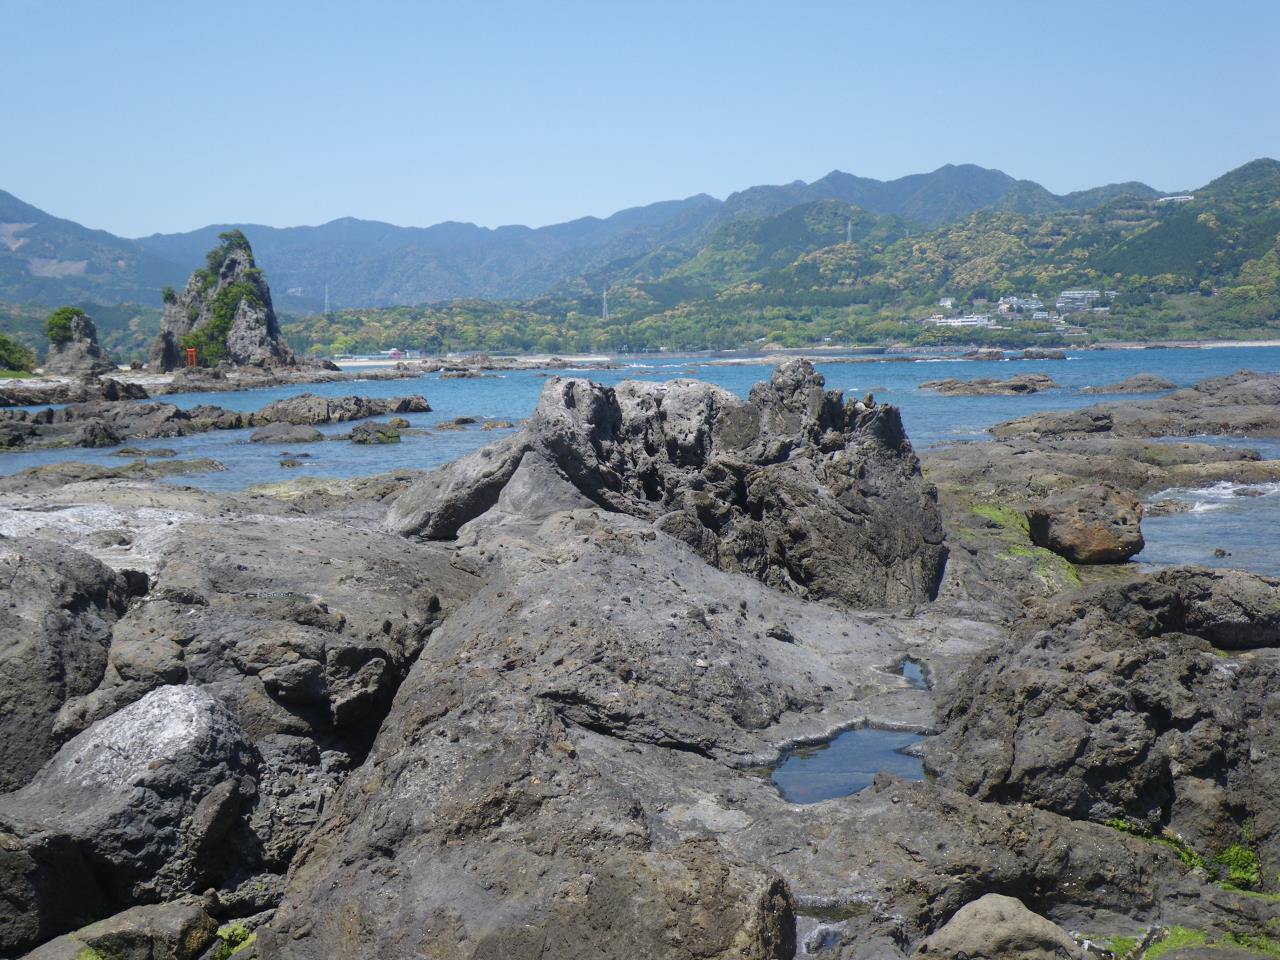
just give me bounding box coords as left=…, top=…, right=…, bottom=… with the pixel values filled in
left=2, top=362, right=1279, bottom=959
left=0, top=393, right=432, bottom=451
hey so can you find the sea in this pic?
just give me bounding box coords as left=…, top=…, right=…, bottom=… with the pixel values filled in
left=5, top=345, right=1280, bottom=578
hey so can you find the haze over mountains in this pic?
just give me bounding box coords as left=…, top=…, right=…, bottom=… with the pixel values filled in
left=0, top=163, right=1170, bottom=312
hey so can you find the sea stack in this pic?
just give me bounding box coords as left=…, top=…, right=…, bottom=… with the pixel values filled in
left=42, top=307, right=118, bottom=378
left=149, top=229, right=295, bottom=371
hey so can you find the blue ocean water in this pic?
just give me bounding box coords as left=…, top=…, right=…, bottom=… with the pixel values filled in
left=4, top=346, right=1280, bottom=576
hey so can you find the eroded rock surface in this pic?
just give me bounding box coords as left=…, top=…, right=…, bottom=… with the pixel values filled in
left=389, top=359, right=946, bottom=609
left=42, top=312, right=118, bottom=379
left=0, top=687, right=254, bottom=954
left=1026, top=482, right=1144, bottom=563
left=150, top=239, right=293, bottom=372
left=928, top=567, right=1280, bottom=881
left=0, top=537, right=134, bottom=791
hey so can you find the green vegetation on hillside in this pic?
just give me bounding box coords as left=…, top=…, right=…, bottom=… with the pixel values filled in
left=0, top=301, right=159, bottom=363
left=0, top=332, right=35, bottom=372
left=278, top=160, right=1280, bottom=355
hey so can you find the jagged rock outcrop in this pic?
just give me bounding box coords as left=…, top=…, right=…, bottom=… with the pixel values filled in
left=388, top=360, right=947, bottom=608
left=0, top=537, right=136, bottom=792
left=42, top=312, right=118, bottom=379
left=927, top=567, right=1280, bottom=886
left=0, top=686, right=256, bottom=955
left=261, top=508, right=1261, bottom=959
left=149, top=233, right=294, bottom=371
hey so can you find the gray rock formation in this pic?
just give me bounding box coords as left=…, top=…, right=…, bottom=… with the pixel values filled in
left=0, top=393, right=431, bottom=451
left=0, top=538, right=134, bottom=792
left=909, top=894, right=1082, bottom=959
left=1026, top=482, right=1144, bottom=563
left=348, top=420, right=399, bottom=443
left=1082, top=373, right=1177, bottom=394
left=249, top=422, right=323, bottom=444
left=252, top=393, right=428, bottom=425
left=920, top=373, right=1059, bottom=396
left=995, top=370, right=1280, bottom=439
left=42, top=312, right=118, bottom=379
left=389, top=360, right=947, bottom=609
left=20, top=900, right=218, bottom=960
left=927, top=567, right=1280, bottom=882
left=0, top=686, right=255, bottom=954
left=149, top=235, right=293, bottom=371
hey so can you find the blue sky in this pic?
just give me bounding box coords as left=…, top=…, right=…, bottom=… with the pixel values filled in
left=2, top=0, right=1276, bottom=236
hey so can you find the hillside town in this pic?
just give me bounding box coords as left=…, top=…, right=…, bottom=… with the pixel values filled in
left=921, top=288, right=1118, bottom=334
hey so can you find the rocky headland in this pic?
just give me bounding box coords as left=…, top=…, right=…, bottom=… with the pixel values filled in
left=2, top=361, right=1279, bottom=959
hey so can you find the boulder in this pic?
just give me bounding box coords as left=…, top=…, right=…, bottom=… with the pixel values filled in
left=0, top=686, right=256, bottom=954
left=388, top=360, right=947, bottom=609
left=43, top=313, right=118, bottom=379
left=910, top=893, right=1081, bottom=959
left=0, top=538, right=132, bottom=792
left=1025, top=482, right=1144, bottom=563
left=20, top=900, right=218, bottom=960
left=249, top=422, right=323, bottom=444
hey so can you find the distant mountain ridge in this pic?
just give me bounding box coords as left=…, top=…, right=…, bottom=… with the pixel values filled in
left=0, top=162, right=1179, bottom=311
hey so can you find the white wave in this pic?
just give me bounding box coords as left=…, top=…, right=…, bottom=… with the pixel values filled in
left=1188, top=501, right=1228, bottom=514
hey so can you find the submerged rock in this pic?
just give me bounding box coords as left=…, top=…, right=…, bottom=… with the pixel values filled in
left=996, top=370, right=1280, bottom=439
left=389, top=360, right=946, bottom=609
left=348, top=420, right=400, bottom=443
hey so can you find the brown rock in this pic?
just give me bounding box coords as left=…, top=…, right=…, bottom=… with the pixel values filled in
left=911, top=893, right=1081, bottom=959
left=1026, top=482, right=1144, bottom=563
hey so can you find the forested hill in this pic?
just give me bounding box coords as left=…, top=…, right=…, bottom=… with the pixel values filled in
left=281, top=159, right=1280, bottom=356
left=1, top=163, right=1159, bottom=312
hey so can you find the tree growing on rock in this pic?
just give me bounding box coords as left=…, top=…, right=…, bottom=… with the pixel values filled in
left=42, top=306, right=118, bottom=377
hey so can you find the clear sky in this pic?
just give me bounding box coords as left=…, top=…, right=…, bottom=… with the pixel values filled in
left=3, top=0, right=1277, bottom=236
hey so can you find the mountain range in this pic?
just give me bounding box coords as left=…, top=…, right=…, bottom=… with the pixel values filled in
left=0, top=163, right=1170, bottom=312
